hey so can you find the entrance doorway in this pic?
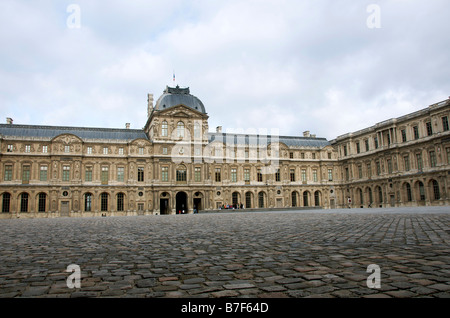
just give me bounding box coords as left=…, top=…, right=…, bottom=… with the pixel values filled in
left=176, top=192, right=187, bottom=214
left=160, top=198, right=169, bottom=214
left=61, top=201, right=69, bottom=217
left=193, top=198, right=201, bottom=213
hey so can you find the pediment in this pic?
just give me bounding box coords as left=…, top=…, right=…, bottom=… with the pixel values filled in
left=51, top=133, right=83, bottom=144
left=158, top=104, right=207, bottom=119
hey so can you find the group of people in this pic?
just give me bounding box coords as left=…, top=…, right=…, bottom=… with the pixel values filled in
left=220, top=203, right=244, bottom=210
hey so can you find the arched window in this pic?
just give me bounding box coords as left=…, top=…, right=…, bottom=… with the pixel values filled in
left=303, top=191, right=309, bottom=207
left=177, top=121, right=185, bottom=138
left=418, top=181, right=425, bottom=200
left=431, top=180, right=440, bottom=200
left=359, top=188, right=364, bottom=205
left=38, top=193, right=46, bottom=212
left=405, top=183, right=412, bottom=202
left=368, top=187, right=373, bottom=205
left=258, top=192, right=265, bottom=208
left=232, top=192, right=239, bottom=207
left=377, top=186, right=383, bottom=203
left=291, top=191, right=298, bottom=207
left=2, top=193, right=11, bottom=213
left=20, top=193, right=29, bottom=212
left=314, top=191, right=321, bottom=207
left=85, top=193, right=92, bottom=211
left=117, top=193, right=124, bottom=211
left=161, top=121, right=168, bottom=137
left=101, top=193, right=108, bottom=212
left=245, top=192, right=252, bottom=208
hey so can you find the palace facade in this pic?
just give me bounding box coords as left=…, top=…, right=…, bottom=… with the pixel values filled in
left=0, top=86, right=449, bottom=218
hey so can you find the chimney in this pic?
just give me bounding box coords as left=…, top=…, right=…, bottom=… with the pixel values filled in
left=303, top=130, right=310, bottom=137
left=6, top=117, right=13, bottom=124
left=125, top=123, right=130, bottom=129
left=216, top=126, right=222, bottom=133
left=147, top=93, right=154, bottom=117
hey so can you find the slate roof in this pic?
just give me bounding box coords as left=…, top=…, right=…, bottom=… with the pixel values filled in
left=0, top=124, right=149, bottom=142
left=208, top=132, right=330, bottom=148
left=154, top=86, right=206, bottom=114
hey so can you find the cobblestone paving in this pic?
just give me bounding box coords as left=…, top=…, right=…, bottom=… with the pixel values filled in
left=0, top=207, right=449, bottom=298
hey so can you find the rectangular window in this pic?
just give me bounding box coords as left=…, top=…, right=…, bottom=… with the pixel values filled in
left=215, top=168, right=221, bottom=182
left=101, top=166, right=108, bottom=184
left=161, top=167, right=168, bottom=181
left=231, top=168, right=237, bottom=182
left=365, top=139, right=369, bottom=152
left=257, top=169, right=263, bottom=182
left=376, top=161, right=381, bottom=176
left=25, top=145, right=31, bottom=153
left=387, top=159, right=392, bottom=174
left=4, top=165, right=12, bottom=181
left=442, top=116, right=449, bottom=131
left=426, top=122, right=433, bottom=136
left=374, top=137, right=379, bottom=149
left=176, top=168, right=186, bottom=182
left=194, top=167, right=201, bottom=182
left=401, top=129, right=407, bottom=142
left=429, top=151, right=436, bottom=167
left=289, top=152, right=294, bottom=159
left=117, top=167, right=124, bottom=182
left=42, top=145, right=48, bottom=153
left=413, top=126, right=419, bottom=140
left=345, top=167, right=349, bottom=181
left=290, top=169, right=295, bottom=182
left=328, top=169, right=333, bottom=181
left=86, top=166, right=93, bottom=182
left=244, top=169, right=250, bottom=182
left=416, top=153, right=423, bottom=170
left=343, top=145, right=347, bottom=156
left=40, top=165, right=48, bottom=181
left=367, top=163, right=372, bottom=178
left=301, top=169, right=307, bottom=182
left=7, top=144, right=13, bottom=152
left=313, top=169, right=317, bottom=182
left=356, top=142, right=360, bottom=154
left=118, top=147, right=124, bottom=155
left=162, top=147, right=168, bottom=155
left=139, top=147, right=144, bottom=155
left=87, top=146, right=92, bottom=154
left=312, top=153, right=316, bottom=159
left=358, top=165, right=362, bottom=179
left=62, top=165, right=70, bottom=181
left=138, top=167, right=144, bottom=182
left=404, top=155, right=410, bottom=171
left=64, top=145, right=70, bottom=153
left=301, top=153, right=305, bottom=159
left=275, top=169, right=280, bottom=182
left=103, top=147, right=108, bottom=155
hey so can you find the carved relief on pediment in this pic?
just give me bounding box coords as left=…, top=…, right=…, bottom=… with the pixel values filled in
left=52, top=134, right=83, bottom=145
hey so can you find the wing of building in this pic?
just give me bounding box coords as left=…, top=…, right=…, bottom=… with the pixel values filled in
left=0, top=86, right=449, bottom=217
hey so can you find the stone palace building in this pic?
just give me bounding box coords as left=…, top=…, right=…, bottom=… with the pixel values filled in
left=0, top=85, right=449, bottom=218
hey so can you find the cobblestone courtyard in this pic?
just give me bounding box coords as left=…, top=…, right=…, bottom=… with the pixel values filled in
left=0, top=207, right=449, bottom=298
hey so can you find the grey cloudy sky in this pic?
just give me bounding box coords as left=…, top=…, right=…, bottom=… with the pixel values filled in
left=1, top=0, right=449, bottom=140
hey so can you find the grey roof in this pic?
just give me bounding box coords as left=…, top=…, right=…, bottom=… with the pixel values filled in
left=154, top=86, right=206, bottom=114
left=0, top=124, right=149, bottom=142
left=208, top=133, right=330, bottom=148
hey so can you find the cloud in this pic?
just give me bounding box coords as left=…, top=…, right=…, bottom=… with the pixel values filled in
left=0, top=0, right=449, bottom=140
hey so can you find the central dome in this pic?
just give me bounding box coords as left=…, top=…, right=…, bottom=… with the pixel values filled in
left=154, top=85, right=206, bottom=114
